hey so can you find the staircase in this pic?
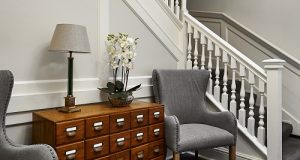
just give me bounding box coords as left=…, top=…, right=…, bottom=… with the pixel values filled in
left=154, top=0, right=300, bottom=160
left=124, top=0, right=300, bottom=159
left=211, top=69, right=300, bottom=159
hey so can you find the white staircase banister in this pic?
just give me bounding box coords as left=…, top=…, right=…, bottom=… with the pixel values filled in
left=184, top=13, right=267, bottom=82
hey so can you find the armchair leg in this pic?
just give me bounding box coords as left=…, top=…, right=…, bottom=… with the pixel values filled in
left=195, top=150, right=198, bottom=159
left=173, top=151, right=180, bottom=160
left=229, top=145, right=236, bottom=160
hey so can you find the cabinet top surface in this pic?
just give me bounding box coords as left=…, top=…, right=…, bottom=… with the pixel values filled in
left=33, top=101, right=162, bottom=122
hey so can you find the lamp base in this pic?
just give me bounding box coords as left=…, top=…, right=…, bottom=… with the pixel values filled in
left=58, top=95, right=81, bottom=113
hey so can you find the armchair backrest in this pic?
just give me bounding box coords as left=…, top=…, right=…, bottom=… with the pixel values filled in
left=0, top=70, right=14, bottom=141
left=152, top=69, right=210, bottom=124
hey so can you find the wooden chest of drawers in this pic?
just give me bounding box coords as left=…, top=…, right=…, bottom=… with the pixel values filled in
left=32, top=101, right=165, bottom=160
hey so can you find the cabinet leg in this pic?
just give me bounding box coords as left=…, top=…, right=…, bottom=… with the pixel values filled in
left=173, top=151, right=180, bottom=160
left=195, top=150, right=198, bottom=159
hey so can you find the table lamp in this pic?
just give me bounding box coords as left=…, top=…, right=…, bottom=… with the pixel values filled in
left=49, top=24, right=91, bottom=113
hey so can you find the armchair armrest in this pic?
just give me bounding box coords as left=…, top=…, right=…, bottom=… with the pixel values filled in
left=204, top=111, right=237, bottom=143
left=165, top=115, right=180, bottom=152
left=0, top=144, right=58, bottom=160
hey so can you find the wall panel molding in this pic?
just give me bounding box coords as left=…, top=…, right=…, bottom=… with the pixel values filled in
left=8, top=76, right=153, bottom=114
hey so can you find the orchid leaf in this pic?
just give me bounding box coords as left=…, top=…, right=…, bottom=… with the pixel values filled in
left=115, top=80, right=124, bottom=91
left=127, top=84, right=141, bottom=92
left=98, top=88, right=113, bottom=94
left=107, top=82, right=115, bottom=92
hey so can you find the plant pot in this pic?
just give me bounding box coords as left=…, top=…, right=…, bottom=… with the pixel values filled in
left=108, top=92, right=134, bottom=107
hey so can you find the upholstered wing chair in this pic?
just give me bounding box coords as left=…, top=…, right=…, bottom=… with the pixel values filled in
left=152, top=69, right=237, bottom=160
left=0, top=70, right=58, bottom=160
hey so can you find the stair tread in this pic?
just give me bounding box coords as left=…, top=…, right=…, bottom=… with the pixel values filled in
left=283, top=137, right=300, bottom=160
left=283, top=122, right=293, bottom=141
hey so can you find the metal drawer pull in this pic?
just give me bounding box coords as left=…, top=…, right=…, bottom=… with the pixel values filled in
left=153, top=112, right=160, bottom=119
left=137, top=151, right=144, bottom=159
left=93, top=122, right=103, bottom=131
left=153, top=147, right=160, bottom=153
left=136, top=114, right=144, bottom=123
left=93, top=143, right=103, bottom=152
left=116, top=137, right=125, bottom=146
left=116, top=118, right=125, bottom=127
left=65, top=127, right=77, bottom=137
left=154, top=128, right=160, bottom=136
left=65, top=149, right=76, bottom=160
left=136, top=132, right=144, bottom=141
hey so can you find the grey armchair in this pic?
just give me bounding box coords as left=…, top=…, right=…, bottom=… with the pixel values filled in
left=152, top=70, right=237, bottom=160
left=0, top=70, right=58, bottom=160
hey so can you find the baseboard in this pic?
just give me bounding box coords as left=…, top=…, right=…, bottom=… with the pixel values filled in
left=213, top=147, right=263, bottom=160
left=165, top=149, right=262, bottom=160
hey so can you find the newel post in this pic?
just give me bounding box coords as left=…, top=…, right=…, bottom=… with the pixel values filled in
left=263, top=59, right=285, bottom=160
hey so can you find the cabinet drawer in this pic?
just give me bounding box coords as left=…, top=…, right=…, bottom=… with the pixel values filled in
left=56, top=119, right=84, bottom=145
left=148, top=140, right=165, bottom=159
left=110, top=130, right=131, bottom=153
left=86, top=115, right=109, bottom=138
left=149, top=107, right=164, bottom=124
left=130, top=126, right=148, bottom=147
left=56, top=141, right=84, bottom=160
left=110, top=112, right=131, bottom=133
left=85, top=135, right=110, bottom=159
left=131, top=109, right=148, bottom=128
left=95, top=155, right=110, bottom=160
left=151, top=155, right=165, bottom=160
left=131, top=144, right=149, bottom=160
left=148, top=123, right=164, bottom=142
left=109, top=149, right=130, bottom=160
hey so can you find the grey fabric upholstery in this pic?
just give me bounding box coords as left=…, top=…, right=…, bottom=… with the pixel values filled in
left=152, top=69, right=237, bottom=152
left=0, top=70, right=58, bottom=160
left=179, top=124, right=234, bottom=151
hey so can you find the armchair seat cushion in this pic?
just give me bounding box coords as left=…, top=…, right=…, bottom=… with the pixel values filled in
left=178, top=124, right=235, bottom=151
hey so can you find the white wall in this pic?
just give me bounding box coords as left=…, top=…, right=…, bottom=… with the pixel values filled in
left=188, top=0, right=300, bottom=61
left=1, top=0, right=177, bottom=144
left=0, top=0, right=99, bottom=81
left=109, top=0, right=177, bottom=76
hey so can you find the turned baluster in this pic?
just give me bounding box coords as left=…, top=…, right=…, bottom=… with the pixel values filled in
left=207, top=39, right=214, bottom=94
left=175, top=0, right=180, bottom=19
left=230, top=57, right=237, bottom=117
left=214, top=45, right=221, bottom=101
left=164, top=0, right=168, bottom=5
left=193, top=28, right=199, bottom=70
left=247, top=71, right=255, bottom=136
left=170, top=0, right=175, bottom=13
left=200, top=33, right=206, bottom=70
left=238, top=64, right=246, bottom=127
left=257, top=79, right=265, bottom=145
left=186, top=23, right=193, bottom=69
left=181, top=0, right=187, bottom=13
left=221, top=51, right=229, bottom=109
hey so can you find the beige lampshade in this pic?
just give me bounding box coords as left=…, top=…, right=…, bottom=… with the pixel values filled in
left=49, top=24, right=91, bottom=53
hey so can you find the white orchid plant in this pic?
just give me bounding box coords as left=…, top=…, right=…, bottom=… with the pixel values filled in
left=99, top=33, right=141, bottom=99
